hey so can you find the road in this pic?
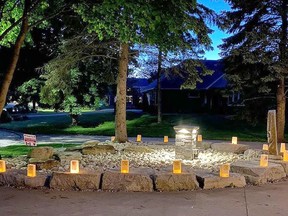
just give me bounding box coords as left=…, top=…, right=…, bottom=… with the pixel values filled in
left=0, top=109, right=264, bottom=148
left=0, top=180, right=288, bottom=216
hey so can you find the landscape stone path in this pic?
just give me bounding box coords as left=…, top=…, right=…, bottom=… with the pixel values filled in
left=1, top=180, right=288, bottom=216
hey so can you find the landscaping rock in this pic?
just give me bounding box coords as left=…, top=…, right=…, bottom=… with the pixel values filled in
left=211, top=143, right=249, bottom=154
left=102, top=169, right=154, bottom=192
left=27, top=147, right=54, bottom=160
left=56, top=151, right=82, bottom=163
left=202, top=142, right=212, bottom=150
left=82, top=145, right=116, bottom=155
left=50, top=171, right=102, bottom=191
left=123, top=146, right=154, bottom=153
left=24, top=175, right=48, bottom=188
left=0, top=170, right=26, bottom=187
left=81, top=140, right=101, bottom=148
left=244, top=149, right=262, bottom=160
left=29, top=158, right=61, bottom=170
left=195, top=171, right=246, bottom=189
left=155, top=170, right=199, bottom=191
left=270, top=160, right=288, bottom=176
left=231, top=160, right=286, bottom=185
left=65, top=146, right=83, bottom=152
left=268, top=155, right=283, bottom=160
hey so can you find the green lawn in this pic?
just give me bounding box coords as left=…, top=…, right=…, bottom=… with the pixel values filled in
left=0, top=144, right=78, bottom=158
left=0, top=111, right=271, bottom=141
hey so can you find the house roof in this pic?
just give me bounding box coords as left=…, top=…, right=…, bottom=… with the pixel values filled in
left=141, top=60, right=227, bottom=93
left=127, top=78, right=149, bottom=89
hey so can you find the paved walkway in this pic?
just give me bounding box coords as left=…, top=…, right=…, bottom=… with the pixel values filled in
left=0, top=180, right=288, bottom=216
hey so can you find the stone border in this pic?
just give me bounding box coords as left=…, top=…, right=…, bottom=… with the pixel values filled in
left=2, top=160, right=286, bottom=192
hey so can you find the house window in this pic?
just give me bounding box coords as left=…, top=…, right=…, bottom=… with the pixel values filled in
left=127, top=95, right=133, bottom=103
left=227, top=92, right=243, bottom=106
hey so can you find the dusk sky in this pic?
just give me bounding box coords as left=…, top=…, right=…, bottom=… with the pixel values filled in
left=199, top=0, right=231, bottom=60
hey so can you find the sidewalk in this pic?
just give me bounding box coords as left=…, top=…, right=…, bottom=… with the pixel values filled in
left=0, top=181, right=287, bottom=216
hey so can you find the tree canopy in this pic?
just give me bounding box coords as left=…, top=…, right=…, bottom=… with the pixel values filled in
left=220, top=0, right=288, bottom=142
left=73, top=0, right=215, bottom=142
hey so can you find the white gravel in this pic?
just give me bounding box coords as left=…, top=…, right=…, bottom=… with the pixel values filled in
left=3, top=141, right=245, bottom=173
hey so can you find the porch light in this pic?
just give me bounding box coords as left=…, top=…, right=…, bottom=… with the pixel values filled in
left=260, top=154, right=268, bottom=167
left=220, top=164, right=230, bottom=178
left=70, top=160, right=80, bottom=174
left=173, top=160, right=182, bottom=174
left=27, top=164, right=36, bottom=177
left=0, top=160, right=6, bottom=173
left=121, top=160, right=129, bottom=173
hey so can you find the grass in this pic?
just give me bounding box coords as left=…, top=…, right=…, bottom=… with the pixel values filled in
left=0, top=110, right=272, bottom=142
left=0, top=143, right=78, bottom=158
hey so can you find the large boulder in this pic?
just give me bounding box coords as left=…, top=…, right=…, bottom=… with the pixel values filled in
left=155, top=172, right=199, bottom=191
left=27, top=147, right=54, bottom=160
left=211, top=143, right=249, bottom=154
left=81, top=140, right=101, bottom=148
left=243, top=149, right=262, bottom=160
left=28, top=158, right=61, bottom=170
left=102, top=169, right=154, bottom=192
left=231, top=160, right=286, bottom=185
left=196, top=171, right=246, bottom=189
left=270, top=160, right=288, bottom=176
left=24, top=175, right=48, bottom=188
left=0, top=170, right=26, bottom=187
left=82, top=145, right=116, bottom=155
left=55, top=151, right=82, bottom=163
left=50, top=171, right=102, bottom=191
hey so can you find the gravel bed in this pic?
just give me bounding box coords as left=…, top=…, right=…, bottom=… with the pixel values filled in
left=3, top=141, right=245, bottom=173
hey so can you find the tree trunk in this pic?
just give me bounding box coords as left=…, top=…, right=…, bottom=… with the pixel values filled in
left=157, top=50, right=163, bottom=123
left=115, top=43, right=129, bottom=143
left=70, top=114, right=79, bottom=126
left=276, top=78, right=285, bottom=142
left=32, top=100, right=36, bottom=110
left=0, top=0, right=30, bottom=117
left=277, top=0, right=288, bottom=142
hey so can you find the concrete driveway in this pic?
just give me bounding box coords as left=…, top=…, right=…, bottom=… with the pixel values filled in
left=0, top=180, right=288, bottom=216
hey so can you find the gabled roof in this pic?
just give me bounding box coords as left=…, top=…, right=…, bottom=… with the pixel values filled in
left=141, top=60, right=227, bottom=92
left=127, top=78, right=149, bottom=89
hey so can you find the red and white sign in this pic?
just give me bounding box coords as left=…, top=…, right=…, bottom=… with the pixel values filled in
left=23, top=134, right=37, bottom=146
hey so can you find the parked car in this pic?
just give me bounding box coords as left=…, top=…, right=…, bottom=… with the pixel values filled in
left=3, top=103, right=29, bottom=121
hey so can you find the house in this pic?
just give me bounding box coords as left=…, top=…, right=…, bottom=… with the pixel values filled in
left=126, top=78, right=149, bottom=108
left=140, top=60, right=239, bottom=113
left=107, top=78, right=149, bottom=109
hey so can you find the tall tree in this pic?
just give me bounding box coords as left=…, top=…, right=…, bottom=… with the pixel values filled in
left=41, top=32, right=118, bottom=125
left=0, top=0, right=72, bottom=118
left=75, top=0, right=215, bottom=142
left=220, top=0, right=288, bottom=142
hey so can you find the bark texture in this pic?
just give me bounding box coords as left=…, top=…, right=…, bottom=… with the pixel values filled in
left=277, top=0, right=288, bottom=142
left=276, top=78, right=285, bottom=142
left=115, top=43, right=129, bottom=143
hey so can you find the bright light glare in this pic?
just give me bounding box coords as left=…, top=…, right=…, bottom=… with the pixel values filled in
left=179, top=128, right=190, bottom=134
